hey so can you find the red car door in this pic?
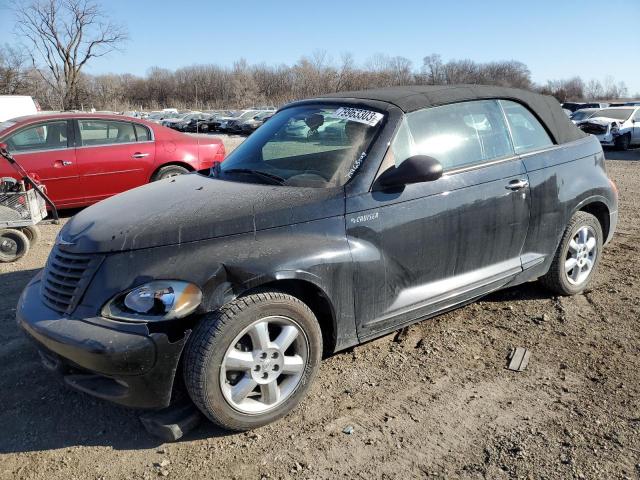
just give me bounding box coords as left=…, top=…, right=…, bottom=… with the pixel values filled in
left=1, top=119, right=83, bottom=207
left=74, top=119, right=155, bottom=204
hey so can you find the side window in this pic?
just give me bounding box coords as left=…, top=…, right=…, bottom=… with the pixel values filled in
left=6, top=121, right=68, bottom=152
left=634, top=110, right=640, bottom=122
left=134, top=124, right=151, bottom=141
left=392, top=99, right=514, bottom=171
left=78, top=120, right=137, bottom=146
left=500, top=100, right=553, bottom=154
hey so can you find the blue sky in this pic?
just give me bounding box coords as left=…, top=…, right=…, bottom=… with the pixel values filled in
left=1, top=0, right=639, bottom=94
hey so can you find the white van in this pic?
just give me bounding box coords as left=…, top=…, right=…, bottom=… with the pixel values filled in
left=0, top=95, right=40, bottom=122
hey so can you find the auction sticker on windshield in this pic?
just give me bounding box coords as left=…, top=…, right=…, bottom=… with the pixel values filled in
left=334, top=107, right=384, bottom=126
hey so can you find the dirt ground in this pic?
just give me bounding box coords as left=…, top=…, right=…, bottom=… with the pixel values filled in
left=1, top=142, right=639, bottom=480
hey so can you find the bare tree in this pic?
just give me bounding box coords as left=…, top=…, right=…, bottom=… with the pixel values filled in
left=0, top=44, right=30, bottom=94
left=14, top=0, right=127, bottom=109
left=584, top=79, right=604, bottom=100
left=422, top=54, right=444, bottom=85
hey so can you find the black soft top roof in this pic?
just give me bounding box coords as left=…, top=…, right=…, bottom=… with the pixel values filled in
left=313, top=84, right=585, bottom=145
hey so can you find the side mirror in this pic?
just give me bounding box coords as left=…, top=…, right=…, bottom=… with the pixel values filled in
left=374, top=155, right=443, bottom=190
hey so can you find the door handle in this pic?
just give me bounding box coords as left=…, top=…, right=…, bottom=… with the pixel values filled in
left=132, top=152, right=150, bottom=159
left=53, top=160, right=73, bottom=167
left=505, top=179, right=529, bottom=191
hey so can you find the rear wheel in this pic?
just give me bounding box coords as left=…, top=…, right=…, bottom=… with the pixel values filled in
left=152, top=165, right=190, bottom=181
left=540, top=211, right=602, bottom=295
left=0, top=228, right=30, bottom=263
left=183, top=291, right=322, bottom=431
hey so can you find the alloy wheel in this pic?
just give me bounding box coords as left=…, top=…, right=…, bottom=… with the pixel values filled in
left=564, top=225, right=597, bottom=285
left=220, top=315, right=308, bottom=414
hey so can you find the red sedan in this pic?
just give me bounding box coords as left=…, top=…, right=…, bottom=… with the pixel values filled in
left=0, top=113, right=225, bottom=208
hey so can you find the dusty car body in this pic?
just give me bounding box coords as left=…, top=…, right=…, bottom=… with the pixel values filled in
left=17, top=86, right=617, bottom=431
left=577, top=106, right=640, bottom=150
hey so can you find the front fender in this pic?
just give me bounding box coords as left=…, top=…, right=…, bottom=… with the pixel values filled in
left=78, top=216, right=356, bottom=353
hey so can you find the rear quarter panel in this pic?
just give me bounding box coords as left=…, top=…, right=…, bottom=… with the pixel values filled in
left=515, top=135, right=616, bottom=282
left=153, top=127, right=224, bottom=172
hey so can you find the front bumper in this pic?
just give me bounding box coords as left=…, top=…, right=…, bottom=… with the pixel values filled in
left=17, top=275, right=190, bottom=409
left=596, top=133, right=615, bottom=146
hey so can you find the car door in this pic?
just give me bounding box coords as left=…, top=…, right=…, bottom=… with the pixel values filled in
left=74, top=119, right=154, bottom=203
left=347, top=99, right=531, bottom=339
left=1, top=119, right=83, bottom=207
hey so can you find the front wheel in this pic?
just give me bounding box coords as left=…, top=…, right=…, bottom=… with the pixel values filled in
left=615, top=133, right=631, bottom=151
left=540, top=211, right=603, bottom=295
left=183, top=291, right=322, bottom=431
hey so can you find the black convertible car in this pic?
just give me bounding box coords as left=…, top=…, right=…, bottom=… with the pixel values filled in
left=18, top=85, right=617, bottom=432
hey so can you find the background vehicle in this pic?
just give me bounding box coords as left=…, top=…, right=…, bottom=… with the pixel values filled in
left=0, top=113, right=225, bottom=208
left=17, top=86, right=617, bottom=434
left=577, top=106, right=640, bottom=150
left=171, top=113, right=209, bottom=131
left=239, top=111, right=274, bottom=134
left=161, top=112, right=195, bottom=128
left=0, top=96, right=40, bottom=122
left=146, top=112, right=173, bottom=124
left=220, top=110, right=261, bottom=133
left=569, top=108, right=600, bottom=124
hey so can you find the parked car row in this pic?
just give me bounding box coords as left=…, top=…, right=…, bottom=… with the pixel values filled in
left=126, top=107, right=277, bottom=135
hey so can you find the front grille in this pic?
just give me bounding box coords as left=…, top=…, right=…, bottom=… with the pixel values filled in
left=579, top=122, right=607, bottom=135
left=40, top=245, right=103, bottom=314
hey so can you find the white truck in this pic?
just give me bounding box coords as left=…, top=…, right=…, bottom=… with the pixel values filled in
left=0, top=96, right=40, bottom=122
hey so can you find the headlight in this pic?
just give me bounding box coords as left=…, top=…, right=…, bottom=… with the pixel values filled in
left=610, top=123, right=620, bottom=135
left=102, top=280, right=202, bottom=322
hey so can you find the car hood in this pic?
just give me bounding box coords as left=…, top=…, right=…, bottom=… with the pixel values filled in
left=582, top=116, right=620, bottom=126
left=59, top=174, right=344, bottom=254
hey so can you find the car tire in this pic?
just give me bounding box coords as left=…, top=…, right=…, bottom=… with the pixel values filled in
left=183, top=290, right=323, bottom=431
left=540, top=211, right=603, bottom=296
left=151, top=165, right=190, bottom=181
left=615, top=133, right=631, bottom=151
left=0, top=228, right=30, bottom=263
left=20, top=225, right=41, bottom=246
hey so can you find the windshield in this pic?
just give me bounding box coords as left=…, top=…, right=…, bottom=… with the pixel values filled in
left=216, top=104, right=384, bottom=188
left=571, top=110, right=597, bottom=121
left=592, top=108, right=633, bottom=121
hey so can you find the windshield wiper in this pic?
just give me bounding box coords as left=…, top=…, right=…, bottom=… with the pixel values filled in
left=223, top=168, right=287, bottom=185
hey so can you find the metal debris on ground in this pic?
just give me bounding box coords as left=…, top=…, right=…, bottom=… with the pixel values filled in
left=507, top=347, right=531, bottom=372
left=343, top=425, right=354, bottom=435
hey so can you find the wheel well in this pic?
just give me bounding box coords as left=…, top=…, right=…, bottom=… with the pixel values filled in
left=580, top=202, right=610, bottom=240
left=150, top=162, right=194, bottom=181
left=255, top=279, right=336, bottom=356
